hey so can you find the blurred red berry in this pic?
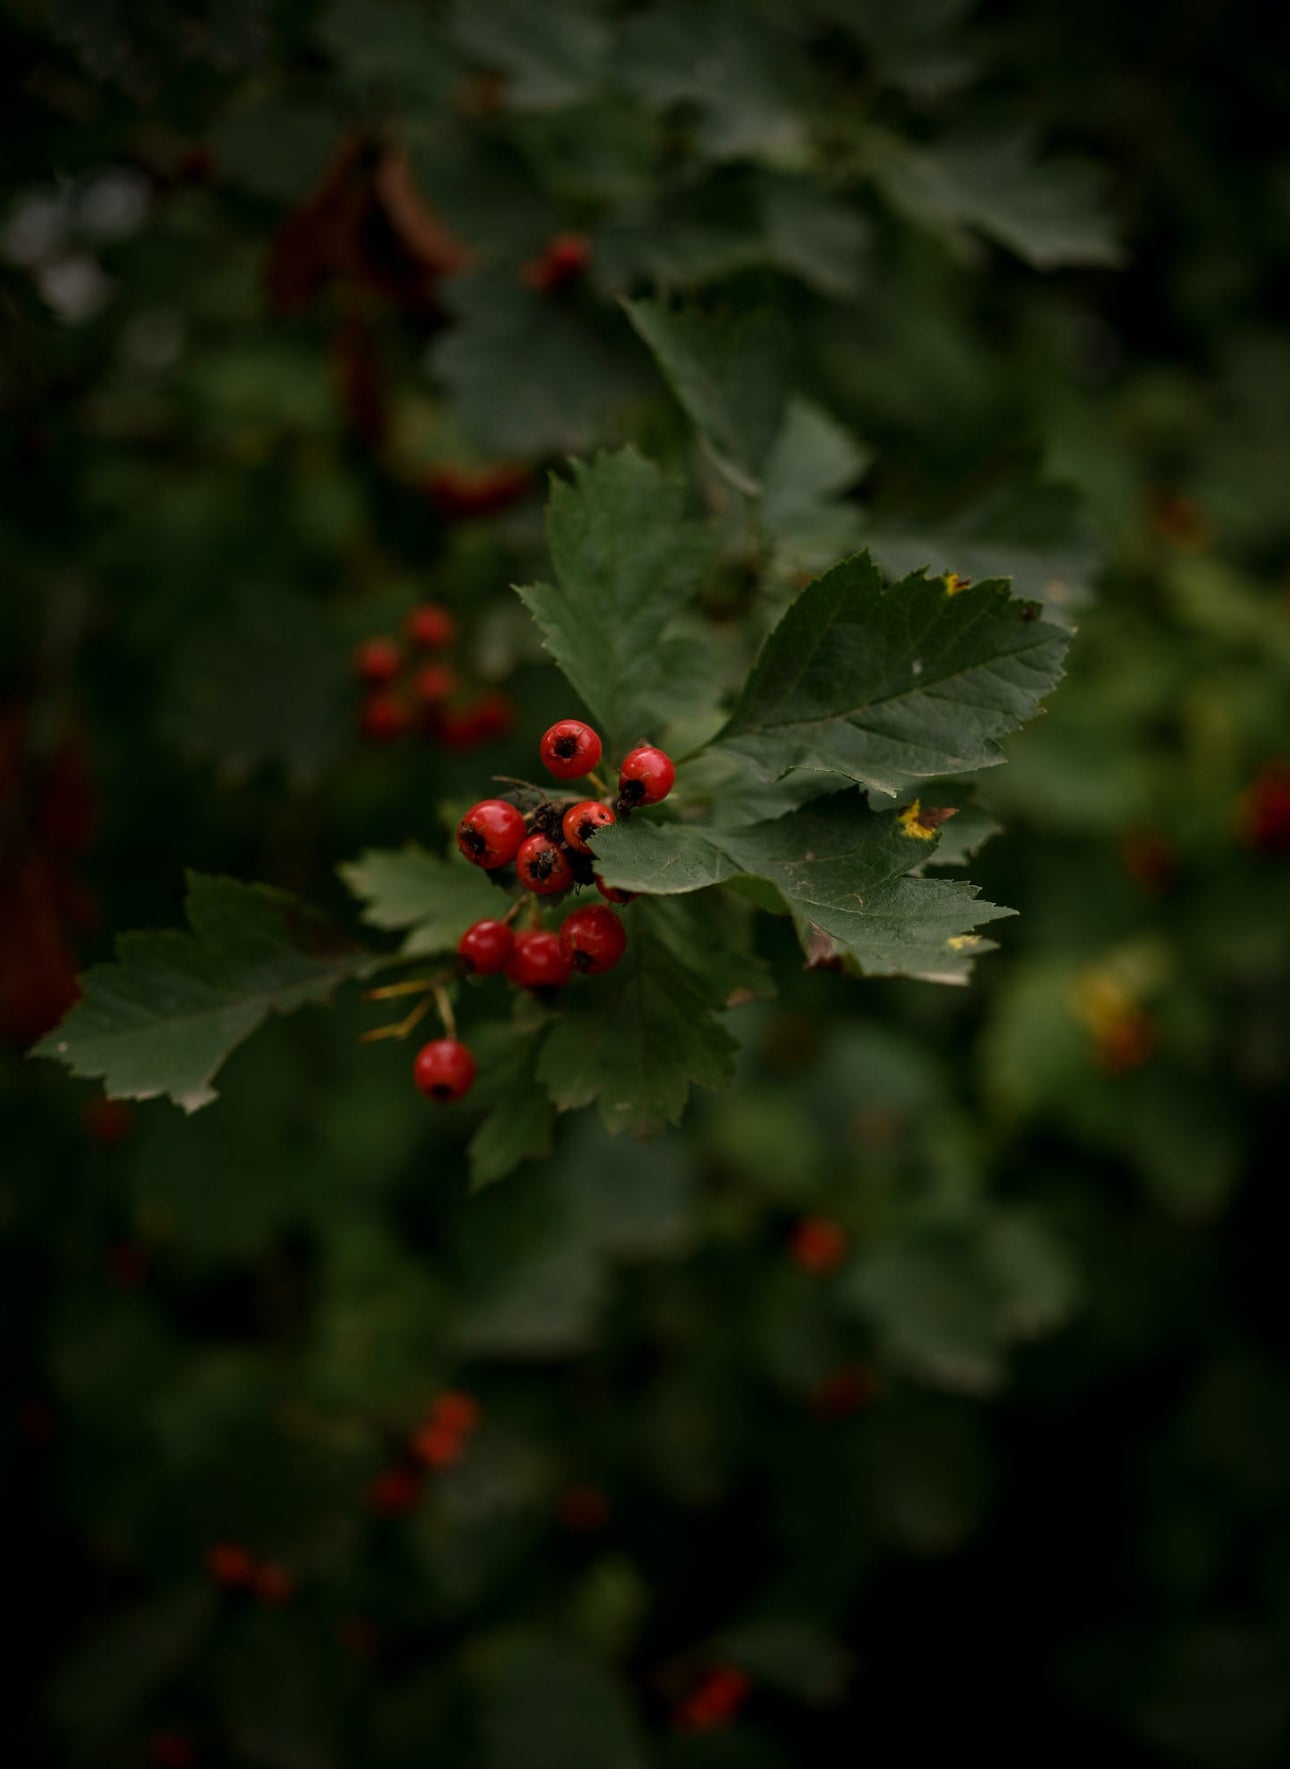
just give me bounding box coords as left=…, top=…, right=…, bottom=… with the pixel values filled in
left=82, top=1094, right=135, bottom=1146
left=252, top=1561, right=295, bottom=1606
left=789, top=1217, right=848, bottom=1274
left=147, top=1732, right=196, bottom=1769
left=206, top=1543, right=256, bottom=1589
left=405, top=603, right=456, bottom=650
left=426, top=463, right=530, bottom=521
left=521, top=231, right=591, bottom=292
left=412, top=1420, right=466, bottom=1468
left=596, top=876, right=636, bottom=906
left=413, top=1038, right=477, bottom=1102
left=413, top=663, right=457, bottom=706
left=674, top=1667, right=752, bottom=1733
left=366, top=1465, right=423, bottom=1515
left=354, top=636, right=402, bottom=687
left=359, top=691, right=409, bottom=743
left=430, top=1390, right=481, bottom=1435
left=1237, top=762, right=1290, bottom=855
left=810, top=1363, right=880, bottom=1420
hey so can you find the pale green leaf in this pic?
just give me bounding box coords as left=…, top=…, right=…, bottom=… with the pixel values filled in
left=339, top=844, right=504, bottom=957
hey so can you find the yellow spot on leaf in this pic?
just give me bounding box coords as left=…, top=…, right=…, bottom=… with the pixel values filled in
left=947, top=934, right=981, bottom=951
left=944, top=572, right=972, bottom=596
left=899, top=799, right=957, bottom=840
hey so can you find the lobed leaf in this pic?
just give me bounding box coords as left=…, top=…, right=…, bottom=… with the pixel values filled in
left=714, top=550, right=1070, bottom=796
left=339, top=844, right=503, bottom=956
left=32, top=874, right=376, bottom=1111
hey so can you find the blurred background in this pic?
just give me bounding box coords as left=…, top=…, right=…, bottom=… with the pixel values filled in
left=3, top=0, right=1290, bottom=1763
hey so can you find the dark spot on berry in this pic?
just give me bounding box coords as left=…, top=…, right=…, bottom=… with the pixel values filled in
left=568, top=850, right=595, bottom=886
left=460, top=824, right=486, bottom=858
left=571, top=950, right=594, bottom=973
left=554, top=734, right=577, bottom=758
left=431, top=1084, right=454, bottom=1100
left=531, top=803, right=562, bottom=836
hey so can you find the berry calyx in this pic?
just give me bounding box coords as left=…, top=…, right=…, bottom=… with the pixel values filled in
left=507, top=929, right=572, bottom=992
left=413, top=1038, right=477, bottom=1102
left=457, top=799, right=526, bottom=869
left=560, top=905, right=627, bottom=975
left=561, top=799, right=615, bottom=854
left=617, top=745, right=675, bottom=809
left=516, top=832, right=575, bottom=895
left=360, top=691, right=409, bottom=743
left=405, top=603, right=456, bottom=650
left=458, top=918, right=515, bottom=974
left=596, top=876, right=636, bottom=906
left=354, top=635, right=402, bottom=687
left=540, top=719, right=602, bottom=780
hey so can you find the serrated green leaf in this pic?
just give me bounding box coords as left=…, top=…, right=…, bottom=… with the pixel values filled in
left=592, top=792, right=1012, bottom=983
left=536, top=900, right=740, bottom=1134
left=872, top=126, right=1122, bottom=270
left=467, top=1025, right=555, bottom=1189
left=450, top=0, right=609, bottom=110
left=516, top=449, right=715, bottom=755
left=32, top=875, right=374, bottom=1111
left=339, top=844, right=504, bottom=957
left=714, top=551, right=1070, bottom=795
left=624, top=299, right=788, bottom=494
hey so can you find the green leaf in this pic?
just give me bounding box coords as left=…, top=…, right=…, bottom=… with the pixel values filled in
left=32, top=874, right=374, bottom=1111
left=479, top=1641, right=645, bottom=1769
left=759, top=174, right=871, bottom=299
left=339, top=844, right=504, bottom=957
left=624, top=299, right=788, bottom=495
left=761, top=398, right=870, bottom=569
left=52, top=1585, right=215, bottom=1743
left=536, top=899, right=740, bottom=1134
left=871, top=127, right=1123, bottom=270
left=714, top=551, right=1070, bottom=796
left=468, top=1026, right=555, bottom=1189
left=592, top=793, right=1012, bottom=984
left=516, top=449, right=715, bottom=755
left=450, top=0, right=609, bottom=110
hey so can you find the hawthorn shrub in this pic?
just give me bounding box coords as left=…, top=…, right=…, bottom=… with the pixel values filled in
left=3, top=1, right=1289, bottom=1765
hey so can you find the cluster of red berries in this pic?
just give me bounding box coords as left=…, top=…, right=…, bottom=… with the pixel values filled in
left=354, top=601, right=514, bottom=752
left=366, top=1390, right=482, bottom=1516
left=205, top=1542, right=294, bottom=1606
left=410, top=719, right=675, bottom=1105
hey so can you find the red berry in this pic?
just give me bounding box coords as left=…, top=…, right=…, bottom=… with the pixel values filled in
left=617, top=745, right=675, bottom=808
left=412, top=1420, right=466, bottom=1467
left=561, top=800, right=615, bottom=854
left=516, top=832, right=575, bottom=895
left=429, top=1390, right=481, bottom=1434
left=506, top=929, right=572, bottom=991
left=674, top=1667, right=752, bottom=1733
left=413, top=1038, right=477, bottom=1102
left=355, top=636, right=402, bottom=687
left=206, top=1543, right=256, bottom=1588
left=360, top=691, right=409, bottom=743
left=458, top=918, right=515, bottom=974
left=426, top=463, right=530, bottom=522
left=457, top=799, right=526, bottom=869
left=560, top=905, right=626, bottom=975
left=467, top=689, right=516, bottom=742
left=82, top=1094, right=135, bottom=1146
left=252, top=1561, right=295, bottom=1606
left=412, top=663, right=457, bottom=706
left=405, top=603, right=456, bottom=650
left=539, top=719, right=602, bottom=780
left=521, top=231, right=592, bottom=292
left=596, top=876, right=636, bottom=906
left=366, top=1465, right=423, bottom=1515
left=789, top=1217, right=848, bottom=1274
left=147, top=1733, right=196, bottom=1769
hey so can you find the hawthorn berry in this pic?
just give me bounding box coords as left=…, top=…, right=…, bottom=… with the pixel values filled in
left=457, top=799, right=526, bottom=869
left=560, top=905, right=627, bottom=975
left=521, top=231, right=591, bottom=292
left=252, top=1561, right=295, bottom=1606
left=413, top=1038, right=477, bottom=1102
left=617, top=744, right=675, bottom=809
left=596, top=876, right=636, bottom=906
left=360, top=691, right=409, bottom=743
left=429, top=1390, right=481, bottom=1434
left=507, top=929, right=572, bottom=992
left=405, top=602, right=456, bottom=650
left=516, top=831, right=575, bottom=895
left=674, top=1667, right=752, bottom=1733
left=540, top=718, right=602, bottom=780
left=561, top=799, right=614, bottom=854
left=426, top=462, right=530, bottom=522
left=206, top=1543, right=256, bottom=1589
left=458, top=918, right=515, bottom=974
left=789, top=1217, right=849, bottom=1274
left=354, top=635, right=401, bottom=687
left=412, top=663, right=457, bottom=706
left=366, top=1465, right=423, bottom=1516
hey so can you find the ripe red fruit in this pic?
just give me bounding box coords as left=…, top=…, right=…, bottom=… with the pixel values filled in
left=457, top=799, right=526, bottom=869
left=789, top=1217, right=848, bottom=1274
left=413, top=1038, right=477, bottom=1102
left=412, top=663, right=457, bottom=706
left=539, top=719, right=602, bottom=780
left=561, top=799, right=615, bottom=854
left=405, top=603, right=456, bottom=650
left=366, top=1465, right=423, bottom=1515
left=147, top=1732, right=196, bottom=1769
left=674, top=1666, right=752, bottom=1733
left=429, top=1390, right=481, bottom=1434
left=560, top=905, right=627, bottom=975
left=252, top=1561, right=295, bottom=1606
left=206, top=1543, right=256, bottom=1588
left=458, top=918, right=515, bottom=974
left=360, top=691, right=409, bottom=743
left=617, top=745, right=675, bottom=808
left=354, top=635, right=402, bottom=686
left=507, top=929, right=572, bottom=991
left=521, top=231, right=592, bottom=292
left=596, top=876, right=636, bottom=906
left=82, top=1094, right=134, bottom=1146
left=516, top=832, right=575, bottom=895
left=412, top=1421, right=466, bottom=1467
left=1237, top=762, right=1290, bottom=855
left=426, top=462, right=530, bottom=522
